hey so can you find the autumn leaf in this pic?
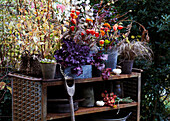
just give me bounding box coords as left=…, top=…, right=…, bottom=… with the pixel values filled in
left=0, top=82, right=6, bottom=90
left=7, top=86, right=12, bottom=94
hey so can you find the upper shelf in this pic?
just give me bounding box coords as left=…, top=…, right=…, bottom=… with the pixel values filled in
left=8, top=72, right=141, bottom=86
left=43, top=72, right=141, bottom=86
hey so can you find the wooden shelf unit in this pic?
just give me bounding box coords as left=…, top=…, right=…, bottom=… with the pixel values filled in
left=9, top=72, right=141, bottom=121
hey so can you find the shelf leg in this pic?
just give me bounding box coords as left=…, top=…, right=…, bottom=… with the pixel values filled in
left=137, top=73, right=141, bottom=121
left=42, top=85, right=47, bottom=121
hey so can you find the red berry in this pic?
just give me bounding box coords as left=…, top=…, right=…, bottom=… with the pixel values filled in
left=71, top=19, right=76, bottom=24
left=111, top=99, right=115, bottom=103
left=70, top=13, right=75, bottom=18
left=101, top=93, right=105, bottom=98
left=71, top=9, right=75, bottom=13
left=70, top=26, right=75, bottom=31
left=99, top=40, right=104, bottom=45
left=103, top=97, right=107, bottom=102
left=110, top=97, right=113, bottom=100
left=86, top=29, right=91, bottom=34
left=105, top=90, right=107, bottom=93
left=107, top=100, right=111, bottom=104
left=118, top=25, right=123, bottom=30
left=113, top=24, right=118, bottom=31
left=81, top=32, right=85, bottom=36
left=110, top=92, right=114, bottom=97
left=76, top=11, right=80, bottom=15
left=113, top=95, right=117, bottom=99
left=106, top=97, right=109, bottom=101
left=95, top=32, right=99, bottom=37
left=110, top=104, right=113, bottom=107
left=90, top=30, right=95, bottom=35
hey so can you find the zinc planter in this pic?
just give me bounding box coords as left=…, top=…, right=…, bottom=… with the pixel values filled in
left=40, top=63, right=57, bottom=79
left=121, top=60, right=134, bottom=74
left=80, top=84, right=95, bottom=107
left=105, top=48, right=118, bottom=70
left=65, top=65, right=92, bottom=79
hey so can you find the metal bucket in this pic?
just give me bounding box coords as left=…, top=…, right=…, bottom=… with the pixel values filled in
left=40, top=63, right=57, bottom=79
left=105, top=48, right=118, bottom=70
left=93, top=112, right=132, bottom=121
left=64, top=65, right=92, bottom=79
left=47, top=99, right=79, bottom=113
left=121, top=60, right=134, bottom=74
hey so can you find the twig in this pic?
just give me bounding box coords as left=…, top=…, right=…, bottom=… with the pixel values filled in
left=0, top=90, right=7, bottom=102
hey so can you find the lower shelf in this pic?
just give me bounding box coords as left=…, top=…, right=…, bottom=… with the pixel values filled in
left=46, top=102, right=138, bottom=120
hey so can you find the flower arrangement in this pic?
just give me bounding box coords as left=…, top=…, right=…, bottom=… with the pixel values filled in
left=54, top=0, right=107, bottom=76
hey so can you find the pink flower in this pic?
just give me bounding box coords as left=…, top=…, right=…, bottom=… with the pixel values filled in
left=56, top=4, right=65, bottom=13
left=31, top=2, right=34, bottom=8
left=40, top=2, right=43, bottom=7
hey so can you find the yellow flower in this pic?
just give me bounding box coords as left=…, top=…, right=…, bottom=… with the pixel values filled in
left=137, top=35, right=141, bottom=38
left=131, top=35, right=135, bottom=39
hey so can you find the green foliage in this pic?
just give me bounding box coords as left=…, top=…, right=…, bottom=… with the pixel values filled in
left=112, top=0, right=170, bottom=120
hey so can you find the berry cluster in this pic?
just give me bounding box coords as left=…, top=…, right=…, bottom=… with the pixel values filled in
left=101, top=90, right=118, bottom=108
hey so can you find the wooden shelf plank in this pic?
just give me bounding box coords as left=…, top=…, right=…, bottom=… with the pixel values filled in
left=46, top=102, right=138, bottom=120
left=43, top=72, right=140, bottom=86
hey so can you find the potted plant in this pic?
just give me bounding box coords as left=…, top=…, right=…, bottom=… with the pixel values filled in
left=118, top=40, right=153, bottom=74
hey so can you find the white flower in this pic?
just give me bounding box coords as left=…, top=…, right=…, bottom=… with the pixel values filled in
left=86, top=0, right=90, bottom=4
left=129, top=10, right=132, bottom=12
left=89, top=12, right=93, bottom=16
left=96, top=101, right=105, bottom=106
left=85, top=6, right=90, bottom=11
left=112, top=69, right=122, bottom=75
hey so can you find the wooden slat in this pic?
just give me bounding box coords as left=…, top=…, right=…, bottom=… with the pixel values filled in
left=46, top=102, right=138, bottom=120
left=8, top=72, right=140, bottom=85
left=42, top=72, right=140, bottom=86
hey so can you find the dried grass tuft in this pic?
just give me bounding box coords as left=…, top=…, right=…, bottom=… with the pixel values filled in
left=118, top=41, right=153, bottom=61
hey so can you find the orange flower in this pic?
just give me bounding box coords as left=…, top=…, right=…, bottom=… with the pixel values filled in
left=100, top=30, right=105, bottom=36
left=103, top=23, right=111, bottom=29
left=86, top=18, right=93, bottom=23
